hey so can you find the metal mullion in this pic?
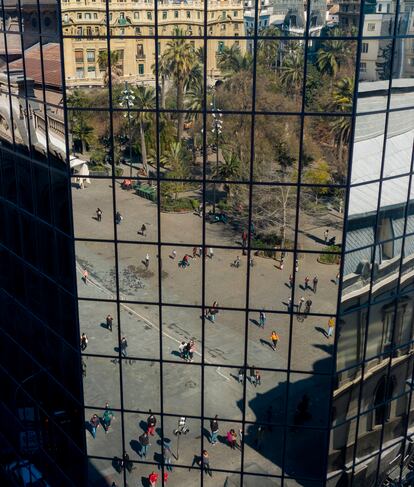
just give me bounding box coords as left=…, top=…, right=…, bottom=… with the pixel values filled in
left=102, top=4, right=128, bottom=485
left=153, top=2, right=168, bottom=486
left=279, top=3, right=312, bottom=484
left=349, top=0, right=403, bottom=481
left=239, top=0, right=260, bottom=482
left=200, top=0, right=208, bottom=483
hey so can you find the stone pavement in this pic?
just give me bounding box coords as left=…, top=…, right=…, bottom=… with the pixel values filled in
left=72, top=178, right=341, bottom=486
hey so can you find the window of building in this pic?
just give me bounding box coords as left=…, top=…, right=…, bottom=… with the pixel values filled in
left=85, top=12, right=91, bottom=19
left=135, top=26, right=141, bottom=34
left=149, top=27, right=154, bottom=34
left=359, top=62, right=367, bottom=72
left=174, top=10, right=179, bottom=18
left=367, top=23, right=376, bottom=31
left=218, top=41, right=225, bottom=53
left=222, top=11, right=226, bottom=19
left=378, top=3, right=382, bottom=11
left=147, top=11, right=152, bottom=20
left=234, top=23, right=239, bottom=30
left=137, top=44, right=144, bottom=58
left=197, top=11, right=201, bottom=19
left=86, top=26, right=92, bottom=36
left=221, top=24, right=226, bottom=30
left=409, top=59, right=414, bottom=66
left=362, top=42, right=369, bottom=53
left=87, top=66, right=96, bottom=78
left=86, top=50, right=95, bottom=62
left=75, top=50, right=84, bottom=63
left=75, top=67, right=84, bottom=78
left=134, top=12, right=140, bottom=19
left=187, top=11, right=191, bottom=18
left=77, top=13, right=82, bottom=19
left=138, top=63, right=144, bottom=75
left=119, top=28, right=125, bottom=35
left=64, top=14, right=68, bottom=22
left=93, top=13, right=98, bottom=19
left=119, top=12, right=125, bottom=19
left=162, top=11, right=167, bottom=19
left=387, top=4, right=390, bottom=12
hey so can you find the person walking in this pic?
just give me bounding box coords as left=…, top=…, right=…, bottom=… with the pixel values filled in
left=178, top=341, right=186, bottom=359
left=280, top=258, right=284, bottom=270
left=270, top=331, right=279, bottom=350
left=288, top=297, right=292, bottom=311
left=298, top=296, right=305, bottom=313
left=80, top=333, right=88, bottom=351
left=327, top=317, right=335, bottom=338
left=233, top=256, right=241, bottom=268
left=259, top=310, right=266, bottom=328
left=255, top=369, right=261, bottom=386
left=139, top=431, right=150, bottom=458
left=249, top=365, right=256, bottom=386
left=90, top=414, right=100, bottom=439
left=210, top=415, right=219, bottom=445
left=163, top=441, right=173, bottom=472
left=227, top=429, right=238, bottom=450
left=305, top=298, right=312, bottom=315
left=289, top=274, right=293, bottom=288
left=185, top=339, right=196, bottom=362
left=238, top=367, right=244, bottom=384
left=140, top=223, right=147, bottom=236
left=102, top=408, right=114, bottom=434
left=115, top=211, right=123, bottom=224
left=295, top=259, right=299, bottom=272
left=201, top=450, right=212, bottom=477
left=192, top=247, right=198, bottom=258
left=148, top=471, right=158, bottom=486
left=304, top=276, right=310, bottom=290
left=147, top=411, right=157, bottom=436
left=120, top=337, right=128, bottom=358
left=106, top=314, right=113, bottom=332
left=208, top=247, right=214, bottom=259
left=324, top=229, right=329, bottom=243
left=96, top=208, right=102, bottom=222
left=145, top=253, right=150, bottom=269
left=82, top=269, right=89, bottom=284
left=313, top=275, right=318, bottom=293
left=335, top=271, right=340, bottom=285
left=254, top=425, right=265, bottom=451
left=171, top=249, right=177, bottom=260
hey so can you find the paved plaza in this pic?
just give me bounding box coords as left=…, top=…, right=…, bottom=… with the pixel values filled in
left=72, top=178, right=342, bottom=486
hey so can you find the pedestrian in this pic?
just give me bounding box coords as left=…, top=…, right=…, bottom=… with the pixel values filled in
left=121, top=452, right=133, bottom=473
left=242, top=230, right=247, bottom=247
left=139, top=431, right=150, bottom=458
left=147, top=411, right=156, bottom=436
left=255, top=369, right=261, bottom=386
left=254, top=425, right=265, bottom=451
left=249, top=365, right=256, bottom=386
left=249, top=257, right=254, bottom=267
left=238, top=367, right=244, bottom=384
left=324, top=229, right=329, bottom=243
left=198, top=202, right=203, bottom=217
left=90, top=414, right=100, bottom=439
left=181, top=254, right=190, bottom=268
left=210, top=415, right=219, bottom=445
left=335, top=271, right=340, bottom=285
left=115, top=211, right=123, bottom=224
left=82, top=269, right=89, bottom=284
left=120, top=336, right=128, bottom=358
left=270, top=331, right=279, bottom=350
left=313, top=275, right=318, bottom=293
left=102, top=408, right=114, bottom=434
left=106, top=314, right=113, bottom=332
left=305, top=298, right=312, bottom=314
left=327, top=317, right=335, bottom=338
left=163, top=473, right=169, bottom=484
left=208, top=247, right=214, bottom=259
left=289, top=274, right=293, bottom=288
left=171, top=249, right=177, bottom=259
left=201, top=450, right=212, bottom=476
left=259, top=310, right=266, bottom=328
left=178, top=341, right=186, bottom=359
left=304, top=276, right=310, bottom=290
left=96, top=208, right=102, bottom=222
left=298, top=296, right=305, bottom=313
left=163, top=441, right=173, bottom=472
left=288, top=297, right=292, bottom=311
left=193, top=246, right=198, bottom=258
left=280, top=258, right=284, bottom=270
left=233, top=256, right=241, bottom=268
left=207, top=301, right=218, bottom=323
left=185, top=339, right=195, bottom=362
left=295, top=259, right=299, bottom=272
left=148, top=471, right=158, bottom=487
left=80, top=333, right=88, bottom=351
left=145, top=253, right=150, bottom=269
left=199, top=246, right=202, bottom=257
left=140, top=223, right=146, bottom=236
left=227, top=429, right=238, bottom=450
left=82, top=359, right=87, bottom=377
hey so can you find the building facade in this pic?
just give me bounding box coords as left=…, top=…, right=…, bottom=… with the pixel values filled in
left=0, top=0, right=413, bottom=486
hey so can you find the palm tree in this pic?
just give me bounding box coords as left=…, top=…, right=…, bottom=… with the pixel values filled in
left=71, top=116, right=94, bottom=154
left=331, top=76, right=354, bottom=112
left=279, top=50, right=304, bottom=98
left=152, top=54, right=169, bottom=109
left=330, top=116, right=351, bottom=182
left=163, top=28, right=197, bottom=140
left=217, top=44, right=253, bottom=74
left=97, top=50, right=123, bottom=86
left=214, top=150, right=240, bottom=197
left=133, top=85, right=156, bottom=175
left=316, top=40, right=349, bottom=78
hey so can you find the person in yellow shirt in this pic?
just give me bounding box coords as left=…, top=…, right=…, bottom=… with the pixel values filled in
left=270, top=331, right=279, bottom=350
left=327, top=317, right=335, bottom=338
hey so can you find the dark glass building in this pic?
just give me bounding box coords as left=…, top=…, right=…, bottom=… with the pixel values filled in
left=0, top=0, right=413, bottom=485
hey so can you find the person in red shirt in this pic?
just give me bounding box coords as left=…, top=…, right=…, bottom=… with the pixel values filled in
left=149, top=471, right=158, bottom=486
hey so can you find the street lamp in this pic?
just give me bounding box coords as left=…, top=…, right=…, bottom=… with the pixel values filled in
left=211, top=98, right=223, bottom=214
left=119, top=81, right=135, bottom=178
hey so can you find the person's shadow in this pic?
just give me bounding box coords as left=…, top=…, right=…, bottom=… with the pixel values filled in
left=84, top=421, right=93, bottom=437
left=130, top=439, right=141, bottom=456
left=315, top=326, right=328, bottom=338
left=139, top=420, right=148, bottom=432
left=260, top=338, right=274, bottom=350
left=141, top=477, right=150, bottom=487
left=249, top=319, right=260, bottom=327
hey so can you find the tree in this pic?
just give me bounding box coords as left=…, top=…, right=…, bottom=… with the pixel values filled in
left=376, top=44, right=392, bottom=80
left=316, top=40, right=349, bottom=78
left=302, top=160, right=332, bottom=203
left=163, top=28, right=197, bottom=140
left=152, top=54, right=169, bottom=109
left=279, top=50, right=304, bottom=99
left=217, top=44, right=253, bottom=75
left=331, top=77, right=354, bottom=112
left=330, top=117, right=351, bottom=182
left=161, top=141, right=190, bottom=199
left=97, top=50, right=123, bottom=86
left=71, top=116, right=94, bottom=154
left=214, top=150, right=240, bottom=197
left=133, top=85, right=156, bottom=175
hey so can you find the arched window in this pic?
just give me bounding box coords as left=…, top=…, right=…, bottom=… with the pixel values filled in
left=373, top=376, right=395, bottom=426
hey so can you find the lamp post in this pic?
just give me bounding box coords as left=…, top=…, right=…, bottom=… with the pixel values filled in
left=211, top=98, right=223, bottom=214
left=119, top=81, right=135, bottom=178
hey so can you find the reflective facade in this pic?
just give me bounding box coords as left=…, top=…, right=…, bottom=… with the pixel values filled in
left=0, top=0, right=413, bottom=485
